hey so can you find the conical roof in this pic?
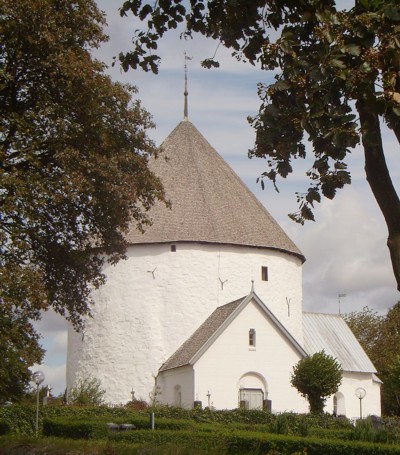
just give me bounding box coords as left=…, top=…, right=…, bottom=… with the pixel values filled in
left=126, top=120, right=304, bottom=261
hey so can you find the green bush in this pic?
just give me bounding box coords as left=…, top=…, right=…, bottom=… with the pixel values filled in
left=42, top=415, right=196, bottom=439
left=67, top=378, right=105, bottom=406
left=309, top=427, right=353, bottom=440
left=353, top=417, right=400, bottom=445
left=0, top=421, right=10, bottom=435
left=0, top=405, right=35, bottom=435
left=42, top=417, right=109, bottom=439
left=269, top=413, right=289, bottom=435
left=109, top=428, right=400, bottom=455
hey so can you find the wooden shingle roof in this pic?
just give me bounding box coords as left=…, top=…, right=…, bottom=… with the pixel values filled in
left=126, top=120, right=304, bottom=261
left=159, top=298, right=244, bottom=372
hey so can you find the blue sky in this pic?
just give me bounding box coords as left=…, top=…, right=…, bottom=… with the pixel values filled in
left=33, top=1, right=400, bottom=396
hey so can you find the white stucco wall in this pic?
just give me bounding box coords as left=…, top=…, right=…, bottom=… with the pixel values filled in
left=156, top=366, right=194, bottom=408
left=325, top=372, right=381, bottom=419
left=158, top=299, right=381, bottom=418
left=161, top=298, right=309, bottom=412
left=67, top=242, right=303, bottom=404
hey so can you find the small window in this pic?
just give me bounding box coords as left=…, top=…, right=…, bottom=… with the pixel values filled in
left=171, top=244, right=176, bottom=252
left=261, top=266, right=268, bottom=281
left=249, top=329, right=256, bottom=348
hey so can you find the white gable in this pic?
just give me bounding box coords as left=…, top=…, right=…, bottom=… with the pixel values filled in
left=157, top=293, right=381, bottom=417
left=158, top=294, right=308, bottom=412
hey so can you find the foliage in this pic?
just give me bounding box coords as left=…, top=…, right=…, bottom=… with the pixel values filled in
left=6, top=405, right=400, bottom=453
left=119, top=0, right=400, bottom=291
left=21, top=385, right=55, bottom=406
left=0, top=0, right=166, bottom=399
left=0, top=421, right=10, bottom=436
left=107, top=428, right=400, bottom=454
left=343, top=307, right=384, bottom=363
left=0, top=311, right=44, bottom=403
left=0, top=404, right=36, bottom=435
left=353, top=416, right=400, bottom=444
left=6, top=431, right=400, bottom=455
left=269, top=412, right=290, bottom=435
left=68, top=378, right=105, bottom=406
left=383, top=355, right=400, bottom=416
left=0, top=436, right=144, bottom=455
left=0, top=404, right=354, bottom=437
left=291, top=351, right=342, bottom=414
left=344, top=302, right=400, bottom=415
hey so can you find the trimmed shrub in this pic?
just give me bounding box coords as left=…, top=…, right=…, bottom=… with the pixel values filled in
left=309, top=427, right=353, bottom=440
left=42, top=417, right=109, bottom=439
left=109, top=428, right=400, bottom=455
left=42, top=415, right=196, bottom=439
left=0, top=405, right=35, bottom=435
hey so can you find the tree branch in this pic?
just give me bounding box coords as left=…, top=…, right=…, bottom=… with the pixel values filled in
left=357, top=95, right=400, bottom=291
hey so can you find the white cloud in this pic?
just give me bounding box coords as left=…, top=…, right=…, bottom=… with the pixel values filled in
left=286, top=187, right=399, bottom=314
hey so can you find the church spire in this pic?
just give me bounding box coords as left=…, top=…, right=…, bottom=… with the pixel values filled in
left=184, top=52, right=192, bottom=121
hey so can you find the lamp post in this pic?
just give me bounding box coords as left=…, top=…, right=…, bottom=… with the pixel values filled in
left=32, top=370, right=45, bottom=437
left=355, top=387, right=366, bottom=419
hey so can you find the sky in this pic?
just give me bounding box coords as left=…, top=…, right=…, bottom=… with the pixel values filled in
left=32, top=2, right=400, bottom=396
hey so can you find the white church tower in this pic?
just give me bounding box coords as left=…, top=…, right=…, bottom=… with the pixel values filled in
left=67, top=83, right=305, bottom=404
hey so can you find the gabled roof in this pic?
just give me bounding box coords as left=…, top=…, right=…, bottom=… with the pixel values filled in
left=126, top=121, right=305, bottom=262
left=159, top=292, right=307, bottom=372
left=303, top=312, right=377, bottom=374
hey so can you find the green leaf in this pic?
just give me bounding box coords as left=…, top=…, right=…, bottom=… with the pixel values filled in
left=384, top=6, right=400, bottom=21
left=269, top=80, right=291, bottom=93
left=201, top=58, right=220, bottom=69
left=139, top=4, right=153, bottom=20
left=330, top=59, right=346, bottom=69
left=340, top=44, right=361, bottom=56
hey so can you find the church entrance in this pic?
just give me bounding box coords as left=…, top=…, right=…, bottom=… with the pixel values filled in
left=239, top=388, right=264, bottom=410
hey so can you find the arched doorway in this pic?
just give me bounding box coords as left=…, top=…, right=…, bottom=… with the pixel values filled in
left=333, top=392, right=346, bottom=416
left=238, top=372, right=268, bottom=410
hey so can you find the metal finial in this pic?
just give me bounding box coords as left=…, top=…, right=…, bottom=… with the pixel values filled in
left=251, top=280, right=255, bottom=292
left=184, top=52, right=192, bottom=120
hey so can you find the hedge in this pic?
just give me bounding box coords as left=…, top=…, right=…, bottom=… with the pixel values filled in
left=42, top=417, right=109, bottom=439
left=109, top=429, right=400, bottom=455
left=42, top=415, right=198, bottom=439
left=0, top=405, right=355, bottom=435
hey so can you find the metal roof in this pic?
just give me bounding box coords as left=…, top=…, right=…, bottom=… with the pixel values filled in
left=303, top=312, right=376, bottom=373
left=126, top=121, right=304, bottom=262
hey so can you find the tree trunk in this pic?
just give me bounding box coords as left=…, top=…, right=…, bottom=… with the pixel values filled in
left=356, top=97, right=400, bottom=292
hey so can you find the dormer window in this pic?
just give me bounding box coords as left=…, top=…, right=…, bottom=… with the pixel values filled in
left=249, top=329, right=256, bottom=348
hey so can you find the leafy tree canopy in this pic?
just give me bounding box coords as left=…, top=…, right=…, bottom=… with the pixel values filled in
left=119, top=0, right=400, bottom=291
left=345, top=302, right=400, bottom=415
left=0, top=309, right=44, bottom=403
left=1, top=0, right=165, bottom=399
left=291, top=351, right=342, bottom=414
left=1, top=0, right=165, bottom=327
left=343, top=306, right=384, bottom=363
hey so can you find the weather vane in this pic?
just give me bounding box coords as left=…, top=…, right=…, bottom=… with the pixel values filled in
left=184, top=52, right=193, bottom=120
